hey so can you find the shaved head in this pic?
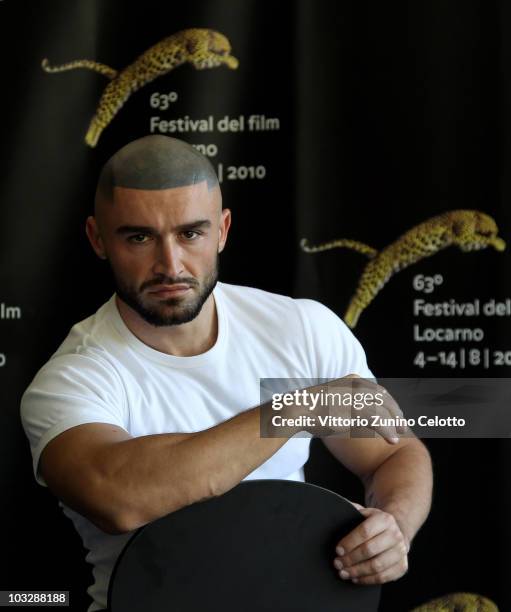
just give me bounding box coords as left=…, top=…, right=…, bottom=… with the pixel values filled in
left=95, top=135, right=219, bottom=209
left=87, top=135, right=230, bottom=331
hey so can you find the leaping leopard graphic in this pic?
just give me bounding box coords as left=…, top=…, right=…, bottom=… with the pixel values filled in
left=411, top=592, right=498, bottom=611
left=42, top=28, right=239, bottom=147
left=301, top=210, right=506, bottom=328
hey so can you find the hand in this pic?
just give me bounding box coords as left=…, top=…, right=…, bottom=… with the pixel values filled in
left=262, top=374, right=407, bottom=444
left=333, top=504, right=409, bottom=585
left=321, top=374, right=407, bottom=445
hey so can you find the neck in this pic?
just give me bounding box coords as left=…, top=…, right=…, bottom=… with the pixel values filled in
left=115, top=293, right=218, bottom=357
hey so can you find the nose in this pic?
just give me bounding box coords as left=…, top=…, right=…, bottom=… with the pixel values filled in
left=152, top=237, right=184, bottom=278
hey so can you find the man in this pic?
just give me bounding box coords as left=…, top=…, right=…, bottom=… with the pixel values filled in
left=21, top=135, right=432, bottom=612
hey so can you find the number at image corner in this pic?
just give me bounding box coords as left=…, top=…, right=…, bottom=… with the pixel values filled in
left=1, top=591, right=69, bottom=606
left=216, top=163, right=266, bottom=183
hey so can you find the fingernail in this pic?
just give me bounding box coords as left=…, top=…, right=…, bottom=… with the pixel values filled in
left=340, top=570, right=349, bottom=580
left=352, top=578, right=359, bottom=584
left=391, top=437, right=399, bottom=444
left=334, top=559, right=343, bottom=570
left=336, top=546, right=345, bottom=556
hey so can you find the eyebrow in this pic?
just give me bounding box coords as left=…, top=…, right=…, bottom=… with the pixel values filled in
left=115, top=220, right=212, bottom=235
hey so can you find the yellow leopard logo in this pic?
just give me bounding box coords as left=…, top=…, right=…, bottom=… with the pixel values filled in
left=301, top=210, right=506, bottom=328
left=42, top=28, right=239, bottom=147
left=411, top=592, right=498, bottom=611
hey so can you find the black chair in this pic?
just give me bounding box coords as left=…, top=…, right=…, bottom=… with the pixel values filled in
left=108, top=480, right=381, bottom=612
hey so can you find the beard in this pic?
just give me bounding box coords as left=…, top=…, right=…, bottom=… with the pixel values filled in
left=113, top=256, right=219, bottom=327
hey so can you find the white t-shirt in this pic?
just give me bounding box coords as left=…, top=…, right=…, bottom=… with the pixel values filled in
left=21, top=282, right=373, bottom=611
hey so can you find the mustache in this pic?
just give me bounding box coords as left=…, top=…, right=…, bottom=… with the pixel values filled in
left=140, top=275, right=199, bottom=292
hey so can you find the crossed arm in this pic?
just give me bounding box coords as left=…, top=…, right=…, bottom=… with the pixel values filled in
left=39, top=405, right=288, bottom=534
left=40, top=389, right=432, bottom=586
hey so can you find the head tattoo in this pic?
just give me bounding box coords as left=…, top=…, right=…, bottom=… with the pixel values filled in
left=95, top=135, right=219, bottom=207
left=94, top=135, right=222, bottom=327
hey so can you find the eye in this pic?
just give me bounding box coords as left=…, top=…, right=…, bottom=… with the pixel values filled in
left=128, top=234, right=151, bottom=244
left=181, top=230, right=201, bottom=241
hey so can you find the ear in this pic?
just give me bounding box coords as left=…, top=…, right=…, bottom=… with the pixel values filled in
left=218, top=208, right=231, bottom=253
left=85, top=216, right=107, bottom=259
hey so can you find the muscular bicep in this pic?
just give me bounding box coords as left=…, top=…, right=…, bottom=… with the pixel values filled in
left=39, top=423, right=133, bottom=529
left=39, top=422, right=195, bottom=533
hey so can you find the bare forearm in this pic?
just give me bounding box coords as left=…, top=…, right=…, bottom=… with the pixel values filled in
left=363, top=439, right=433, bottom=545
left=92, top=404, right=288, bottom=532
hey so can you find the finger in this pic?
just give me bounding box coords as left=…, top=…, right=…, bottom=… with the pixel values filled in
left=336, top=510, right=394, bottom=555
left=334, top=502, right=366, bottom=550
left=348, top=556, right=409, bottom=585
left=337, top=377, right=403, bottom=442
left=352, top=506, right=378, bottom=518
left=371, top=419, right=400, bottom=445
left=353, top=508, right=410, bottom=553
left=350, top=501, right=365, bottom=511
left=364, top=403, right=403, bottom=442
left=338, top=526, right=403, bottom=567
left=377, top=388, right=407, bottom=434
left=336, top=542, right=408, bottom=580
left=359, top=402, right=401, bottom=443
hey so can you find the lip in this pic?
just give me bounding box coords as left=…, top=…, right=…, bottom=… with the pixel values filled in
left=148, top=284, right=192, bottom=296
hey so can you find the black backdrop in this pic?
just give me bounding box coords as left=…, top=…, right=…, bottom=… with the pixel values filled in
left=1, top=1, right=510, bottom=610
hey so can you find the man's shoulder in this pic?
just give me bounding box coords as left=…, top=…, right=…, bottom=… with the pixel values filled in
left=216, top=283, right=354, bottom=349
left=48, top=296, right=120, bottom=365
left=217, top=282, right=340, bottom=325
left=216, top=283, right=370, bottom=377
left=216, top=282, right=307, bottom=324
left=22, top=297, right=125, bottom=407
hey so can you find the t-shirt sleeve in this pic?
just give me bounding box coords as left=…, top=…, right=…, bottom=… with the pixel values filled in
left=295, top=298, right=375, bottom=380
left=20, top=353, right=128, bottom=487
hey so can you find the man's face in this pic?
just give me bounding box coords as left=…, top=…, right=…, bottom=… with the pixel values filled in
left=87, top=180, right=230, bottom=326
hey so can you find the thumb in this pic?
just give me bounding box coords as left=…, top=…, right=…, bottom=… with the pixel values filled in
left=350, top=501, right=365, bottom=510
